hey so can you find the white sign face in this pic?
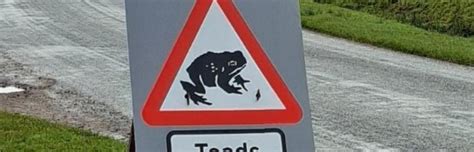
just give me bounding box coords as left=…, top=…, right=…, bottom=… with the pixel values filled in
left=167, top=129, right=286, bottom=152
left=160, top=0, right=284, bottom=111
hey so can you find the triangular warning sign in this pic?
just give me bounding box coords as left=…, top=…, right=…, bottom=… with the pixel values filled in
left=142, top=0, right=302, bottom=126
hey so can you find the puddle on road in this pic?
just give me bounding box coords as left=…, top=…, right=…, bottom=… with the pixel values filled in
left=0, top=86, right=25, bottom=94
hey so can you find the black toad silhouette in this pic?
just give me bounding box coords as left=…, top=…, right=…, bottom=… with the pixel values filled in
left=180, top=50, right=250, bottom=106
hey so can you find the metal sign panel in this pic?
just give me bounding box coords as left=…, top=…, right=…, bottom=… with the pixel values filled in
left=126, top=0, right=314, bottom=151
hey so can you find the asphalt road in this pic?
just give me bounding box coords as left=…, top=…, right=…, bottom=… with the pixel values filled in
left=1, top=0, right=473, bottom=151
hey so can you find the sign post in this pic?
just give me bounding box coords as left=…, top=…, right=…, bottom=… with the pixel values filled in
left=126, top=0, right=315, bottom=151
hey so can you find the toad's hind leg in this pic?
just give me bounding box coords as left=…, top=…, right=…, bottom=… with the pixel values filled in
left=180, top=81, right=211, bottom=105
left=189, top=73, right=206, bottom=94
left=180, top=73, right=212, bottom=105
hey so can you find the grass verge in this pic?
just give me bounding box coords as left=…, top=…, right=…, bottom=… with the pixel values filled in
left=313, top=0, right=474, bottom=37
left=0, top=111, right=126, bottom=151
left=300, top=0, right=474, bottom=66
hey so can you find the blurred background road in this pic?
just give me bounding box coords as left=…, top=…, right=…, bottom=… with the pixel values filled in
left=1, top=0, right=473, bottom=150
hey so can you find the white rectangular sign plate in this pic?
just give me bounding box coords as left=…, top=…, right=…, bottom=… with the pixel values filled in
left=167, top=129, right=286, bottom=152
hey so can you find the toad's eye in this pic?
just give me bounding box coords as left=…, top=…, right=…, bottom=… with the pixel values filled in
left=228, top=60, right=237, bottom=66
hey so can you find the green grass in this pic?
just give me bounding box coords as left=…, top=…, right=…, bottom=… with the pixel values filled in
left=0, top=112, right=126, bottom=151
left=300, top=0, right=474, bottom=66
left=313, top=0, right=474, bottom=37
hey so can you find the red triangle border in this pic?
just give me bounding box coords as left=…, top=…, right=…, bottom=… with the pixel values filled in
left=142, top=0, right=302, bottom=127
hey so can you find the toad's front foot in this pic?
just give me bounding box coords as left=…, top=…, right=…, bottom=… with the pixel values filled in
left=224, top=85, right=242, bottom=94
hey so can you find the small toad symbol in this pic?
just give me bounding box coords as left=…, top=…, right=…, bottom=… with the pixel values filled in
left=180, top=50, right=251, bottom=105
